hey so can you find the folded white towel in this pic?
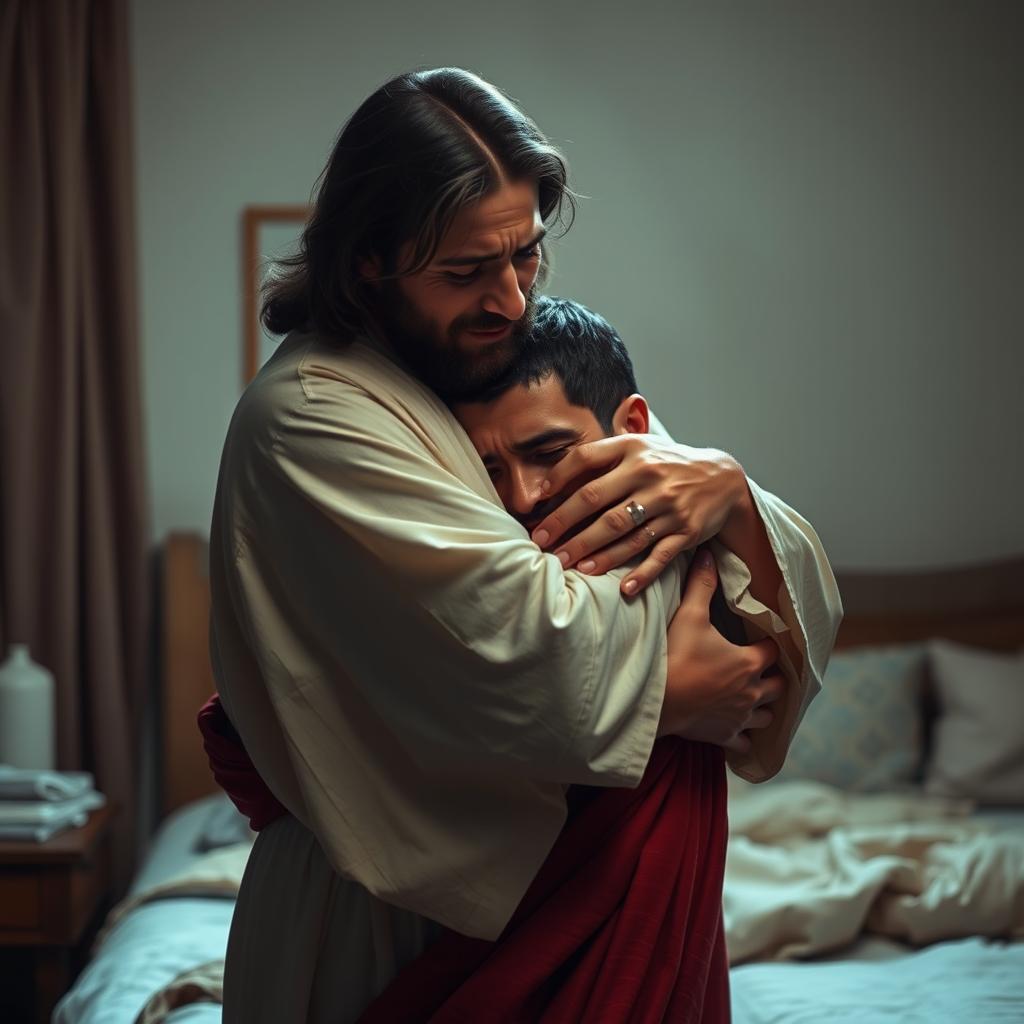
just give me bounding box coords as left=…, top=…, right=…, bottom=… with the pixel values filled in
left=0, top=813, right=93, bottom=843
left=0, top=765, right=95, bottom=801
left=0, top=789, right=105, bottom=825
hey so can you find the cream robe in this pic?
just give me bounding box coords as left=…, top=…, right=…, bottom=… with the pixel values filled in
left=209, top=328, right=841, bottom=1015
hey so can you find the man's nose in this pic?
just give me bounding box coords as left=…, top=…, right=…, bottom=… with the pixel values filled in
left=481, top=263, right=527, bottom=321
left=505, top=465, right=545, bottom=517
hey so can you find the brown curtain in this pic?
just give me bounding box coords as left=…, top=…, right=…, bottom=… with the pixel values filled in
left=0, top=0, right=148, bottom=892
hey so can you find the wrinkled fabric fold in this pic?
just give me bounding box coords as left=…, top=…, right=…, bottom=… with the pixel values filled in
left=358, top=737, right=730, bottom=1024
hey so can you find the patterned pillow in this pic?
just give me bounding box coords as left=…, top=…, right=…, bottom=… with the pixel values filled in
left=773, top=645, right=928, bottom=791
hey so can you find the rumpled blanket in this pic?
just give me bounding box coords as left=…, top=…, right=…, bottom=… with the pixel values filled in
left=134, top=960, right=224, bottom=1024
left=724, top=776, right=1024, bottom=963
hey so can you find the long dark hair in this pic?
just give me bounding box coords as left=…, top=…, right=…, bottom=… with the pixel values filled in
left=262, top=68, right=577, bottom=341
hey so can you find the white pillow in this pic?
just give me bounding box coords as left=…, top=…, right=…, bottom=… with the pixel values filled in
left=923, top=640, right=1024, bottom=805
left=194, top=793, right=255, bottom=852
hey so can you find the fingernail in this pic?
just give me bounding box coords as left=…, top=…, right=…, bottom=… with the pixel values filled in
left=700, top=549, right=714, bottom=567
left=533, top=529, right=549, bottom=547
left=623, top=579, right=639, bottom=595
left=541, top=479, right=551, bottom=494
left=578, top=559, right=595, bottom=574
left=557, top=550, right=570, bottom=567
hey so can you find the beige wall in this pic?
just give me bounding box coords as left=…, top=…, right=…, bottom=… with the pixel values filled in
left=133, top=0, right=1023, bottom=569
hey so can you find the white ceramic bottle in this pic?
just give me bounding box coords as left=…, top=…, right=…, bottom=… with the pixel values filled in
left=0, top=644, right=56, bottom=769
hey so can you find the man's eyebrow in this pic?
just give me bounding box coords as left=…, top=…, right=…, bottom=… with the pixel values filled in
left=509, top=427, right=580, bottom=454
left=436, top=228, right=547, bottom=268
left=478, top=429, right=579, bottom=465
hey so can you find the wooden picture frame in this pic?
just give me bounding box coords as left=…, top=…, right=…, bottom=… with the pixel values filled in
left=242, top=205, right=310, bottom=383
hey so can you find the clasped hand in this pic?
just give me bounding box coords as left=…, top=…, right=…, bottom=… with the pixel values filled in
left=660, top=549, right=783, bottom=752
left=529, top=434, right=748, bottom=595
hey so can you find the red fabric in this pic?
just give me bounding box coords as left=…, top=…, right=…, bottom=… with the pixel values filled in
left=197, top=691, right=731, bottom=1021
left=196, top=694, right=287, bottom=831
left=359, top=737, right=730, bottom=1024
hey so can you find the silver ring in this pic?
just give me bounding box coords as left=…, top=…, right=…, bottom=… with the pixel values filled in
left=644, top=526, right=656, bottom=542
left=625, top=501, right=647, bottom=527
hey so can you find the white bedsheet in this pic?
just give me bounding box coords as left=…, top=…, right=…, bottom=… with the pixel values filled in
left=731, top=935, right=1024, bottom=1023
left=54, top=795, right=245, bottom=1024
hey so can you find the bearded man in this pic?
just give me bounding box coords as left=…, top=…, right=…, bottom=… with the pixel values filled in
left=207, top=67, right=842, bottom=1022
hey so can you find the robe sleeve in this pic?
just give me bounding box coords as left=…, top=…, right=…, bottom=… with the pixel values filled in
left=647, top=410, right=843, bottom=782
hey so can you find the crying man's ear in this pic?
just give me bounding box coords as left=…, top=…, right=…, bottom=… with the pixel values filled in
left=611, top=394, right=650, bottom=436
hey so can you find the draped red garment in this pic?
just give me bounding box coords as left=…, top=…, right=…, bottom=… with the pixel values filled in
left=197, top=694, right=287, bottom=831
left=197, top=693, right=731, bottom=1023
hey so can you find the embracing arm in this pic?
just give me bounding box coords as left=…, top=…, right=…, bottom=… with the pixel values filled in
left=644, top=410, right=844, bottom=779
left=715, top=471, right=806, bottom=679
left=718, top=476, right=783, bottom=616
left=525, top=407, right=842, bottom=780
left=216, top=368, right=678, bottom=790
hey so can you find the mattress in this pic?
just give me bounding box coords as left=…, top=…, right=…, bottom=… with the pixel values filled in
left=731, top=936, right=1024, bottom=1023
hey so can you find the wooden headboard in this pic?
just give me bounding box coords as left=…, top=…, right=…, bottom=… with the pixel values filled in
left=158, top=530, right=1024, bottom=816
left=834, top=556, right=1024, bottom=651
left=161, top=533, right=219, bottom=816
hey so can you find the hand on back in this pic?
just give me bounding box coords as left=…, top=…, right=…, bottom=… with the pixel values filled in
left=659, top=548, right=783, bottom=753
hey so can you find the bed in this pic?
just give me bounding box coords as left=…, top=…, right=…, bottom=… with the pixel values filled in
left=54, top=533, right=1024, bottom=1023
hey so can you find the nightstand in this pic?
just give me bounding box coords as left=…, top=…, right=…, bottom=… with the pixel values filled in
left=0, top=804, right=117, bottom=1024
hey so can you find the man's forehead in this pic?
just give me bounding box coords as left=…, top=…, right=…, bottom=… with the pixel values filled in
left=438, top=181, right=543, bottom=256
left=456, top=376, right=601, bottom=446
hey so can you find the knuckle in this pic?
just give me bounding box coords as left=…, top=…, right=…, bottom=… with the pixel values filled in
left=651, top=544, right=676, bottom=567
left=631, top=529, right=648, bottom=551
left=578, top=483, right=603, bottom=509
left=603, top=507, right=628, bottom=532
left=546, top=512, right=565, bottom=534
left=745, top=649, right=767, bottom=675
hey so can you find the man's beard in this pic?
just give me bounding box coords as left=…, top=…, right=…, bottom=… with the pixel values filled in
left=371, top=280, right=538, bottom=403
